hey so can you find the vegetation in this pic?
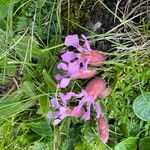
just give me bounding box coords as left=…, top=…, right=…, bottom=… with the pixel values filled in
left=0, top=0, right=150, bottom=149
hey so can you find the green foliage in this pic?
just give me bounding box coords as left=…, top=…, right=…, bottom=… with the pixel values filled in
left=133, top=93, right=150, bottom=121
left=0, top=0, right=150, bottom=149
left=114, top=137, right=138, bottom=150
left=139, top=137, right=150, bottom=150
left=42, top=69, right=57, bottom=92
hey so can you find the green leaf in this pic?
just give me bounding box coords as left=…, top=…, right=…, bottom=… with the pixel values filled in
left=38, top=93, right=49, bottom=114
left=30, top=121, right=52, bottom=137
left=133, top=93, right=150, bottom=121
left=22, top=81, right=35, bottom=98
left=0, top=0, right=20, bottom=19
left=139, top=137, right=150, bottom=150
left=42, top=69, right=56, bottom=92
left=114, top=137, right=138, bottom=150
left=33, top=142, right=49, bottom=150
left=62, top=139, right=75, bottom=150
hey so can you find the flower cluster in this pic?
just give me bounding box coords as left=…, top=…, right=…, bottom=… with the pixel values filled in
left=48, top=34, right=111, bottom=143
left=55, top=34, right=105, bottom=88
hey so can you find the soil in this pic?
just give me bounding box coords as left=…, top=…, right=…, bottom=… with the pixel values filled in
left=61, top=0, right=150, bottom=51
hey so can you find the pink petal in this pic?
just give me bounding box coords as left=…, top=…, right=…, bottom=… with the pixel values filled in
left=86, top=50, right=106, bottom=66
left=82, top=103, right=91, bottom=121
left=97, top=115, right=109, bottom=143
left=47, top=111, right=60, bottom=119
left=64, top=34, right=80, bottom=48
left=73, top=99, right=85, bottom=115
left=61, top=51, right=77, bottom=63
left=59, top=92, right=76, bottom=105
left=93, top=102, right=102, bottom=118
left=81, top=34, right=92, bottom=51
left=59, top=78, right=71, bottom=88
left=55, top=74, right=64, bottom=81
left=75, top=90, right=86, bottom=98
left=50, top=98, right=60, bottom=109
left=67, top=61, right=80, bottom=75
left=59, top=107, right=68, bottom=116
left=57, top=62, right=68, bottom=71
left=70, top=107, right=84, bottom=117
left=53, top=119, right=62, bottom=125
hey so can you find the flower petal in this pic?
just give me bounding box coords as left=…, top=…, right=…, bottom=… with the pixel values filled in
left=59, top=92, right=76, bottom=105
left=85, top=78, right=106, bottom=99
left=59, top=78, right=71, bottom=88
left=50, top=98, right=60, bottom=109
left=61, top=51, right=77, bottom=63
left=73, top=68, right=97, bottom=79
left=70, top=107, right=84, bottom=117
left=64, top=34, right=80, bottom=48
left=81, top=34, right=92, bottom=51
left=82, top=103, right=91, bottom=121
left=67, top=61, right=80, bottom=75
left=47, top=111, right=60, bottom=119
left=53, top=119, right=62, bottom=125
left=57, top=62, right=68, bottom=71
left=55, top=74, right=64, bottom=81
left=85, top=50, right=106, bottom=66
left=73, top=99, right=85, bottom=115
left=75, top=90, right=86, bottom=98
left=93, top=102, right=102, bottom=118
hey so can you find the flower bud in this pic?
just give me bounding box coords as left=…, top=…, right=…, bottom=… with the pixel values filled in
left=81, top=50, right=105, bottom=66
left=97, top=115, right=109, bottom=143
left=73, top=68, right=97, bottom=79
left=85, top=78, right=106, bottom=99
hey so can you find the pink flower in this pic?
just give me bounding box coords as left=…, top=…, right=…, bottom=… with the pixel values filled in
left=73, top=68, right=97, bottom=79
left=65, top=34, right=106, bottom=66
left=55, top=68, right=97, bottom=88
left=48, top=92, right=84, bottom=125
left=73, top=78, right=107, bottom=121
left=55, top=34, right=106, bottom=88
left=79, top=50, right=106, bottom=66
left=72, top=78, right=110, bottom=143
left=97, top=115, right=109, bottom=143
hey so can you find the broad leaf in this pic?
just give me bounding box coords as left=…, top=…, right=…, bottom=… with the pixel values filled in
left=38, top=93, right=49, bottom=114
left=133, top=93, right=150, bottom=121
left=139, top=137, right=150, bottom=150
left=30, top=121, right=52, bottom=137
left=114, top=137, right=137, bottom=150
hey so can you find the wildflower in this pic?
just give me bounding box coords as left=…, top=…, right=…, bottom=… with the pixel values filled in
left=49, top=34, right=110, bottom=143
left=56, top=34, right=105, bottom=88
left=65, top=34, right=106, bottom=66
left=55, top=68, right=97, bottom=88
left=72, top=78, right=110, bottom=143
left=48, top=92, right=84, bottom=125
left=97, top=114, right=109, bottom=143
left=48, top=77, right=110, bottom=143
left=73, top=78, right=107, bottom=120
left=55, top=61, right=97, bottom=88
